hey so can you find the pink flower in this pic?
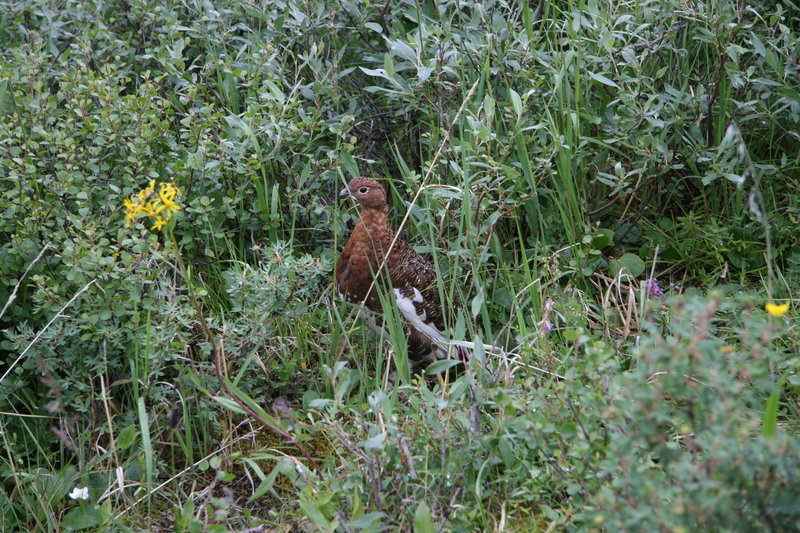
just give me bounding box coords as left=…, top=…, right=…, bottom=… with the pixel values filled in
left=644, top=278, right=664, bottom=298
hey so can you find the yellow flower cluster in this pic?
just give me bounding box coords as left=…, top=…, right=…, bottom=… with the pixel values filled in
left=124, top=180, right=181, bottom=230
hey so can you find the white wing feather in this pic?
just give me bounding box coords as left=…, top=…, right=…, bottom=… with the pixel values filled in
left=394, top=288, right=450, bottom=360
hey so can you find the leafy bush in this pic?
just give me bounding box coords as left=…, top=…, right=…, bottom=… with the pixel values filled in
left=586, top=295, right=800, bottom=530
left=268, top=295, right=799, bottom=531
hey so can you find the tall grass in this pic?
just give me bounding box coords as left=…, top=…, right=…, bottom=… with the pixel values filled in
left=0, top=0, right=798, bottom=530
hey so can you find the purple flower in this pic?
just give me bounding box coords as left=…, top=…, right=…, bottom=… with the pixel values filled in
left=537, top=319, right=553, bottom=332
left=644, top=278, right=664, bottom=298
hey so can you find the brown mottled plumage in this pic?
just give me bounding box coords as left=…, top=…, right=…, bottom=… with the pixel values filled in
left=336, top=177, right=466, bottom=367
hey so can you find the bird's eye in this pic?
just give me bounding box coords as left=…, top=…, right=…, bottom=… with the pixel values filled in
left=358, top=187, right=368, bottom=194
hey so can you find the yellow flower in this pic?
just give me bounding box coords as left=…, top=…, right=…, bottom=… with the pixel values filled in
left=138, top=179, right=156, bottom=201
left=159, top=182, right=178, bottom=200
left=124, top=180, right=182, bottom=230
left=124, top=198, right=136, bottom=227
left=765, top=302, right=789, bottom=318
left=156, top=183, right=181, bottom=219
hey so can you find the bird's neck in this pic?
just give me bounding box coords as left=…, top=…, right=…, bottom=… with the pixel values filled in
left=359, top=207, right=390, bottom=227
left=357, top=207, right=394, bottom=243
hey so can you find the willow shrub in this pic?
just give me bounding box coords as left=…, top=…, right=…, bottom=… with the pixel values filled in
left=276, top=294, right=798, bottom=530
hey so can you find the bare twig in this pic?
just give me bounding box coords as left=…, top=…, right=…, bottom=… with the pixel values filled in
left=0, top=243, right=50, bottom=321
left=436, top=485, right=463, bottom=533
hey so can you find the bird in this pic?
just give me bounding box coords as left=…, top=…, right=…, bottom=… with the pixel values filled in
left=336, top=177, right=468, bottom=372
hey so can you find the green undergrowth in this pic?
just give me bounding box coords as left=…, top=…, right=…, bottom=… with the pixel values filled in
left=1, top=0, right=799, bottom=530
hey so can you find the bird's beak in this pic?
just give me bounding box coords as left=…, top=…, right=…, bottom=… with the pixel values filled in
left=339, top=187, right=350, bottom=198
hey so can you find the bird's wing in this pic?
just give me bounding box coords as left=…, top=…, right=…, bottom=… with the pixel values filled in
left=392, top=284, right=469, bottom=362
left=393, top=286, right=449, bottom=349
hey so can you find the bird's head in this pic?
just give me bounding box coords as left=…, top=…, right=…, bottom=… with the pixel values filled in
left=340, top=177, right=388, bottom=211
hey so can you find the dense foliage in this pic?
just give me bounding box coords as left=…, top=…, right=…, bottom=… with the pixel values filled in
left=1, top=0, right=798, bottom=530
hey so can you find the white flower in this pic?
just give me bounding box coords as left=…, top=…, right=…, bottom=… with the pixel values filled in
left=69, top=486, right=89, bottom=500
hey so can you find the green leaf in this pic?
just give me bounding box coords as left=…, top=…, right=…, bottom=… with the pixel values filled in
left=117, top=425, right=138, bottom=450
left=62, top=505, right=103, bottom=530
left=359, top=67, right=392, bottom=81
left=222, top=377, right=284, bottom=429
left=609, top=253, right=645, bottom=278
left=87, top=472, right=107, bottom=493
left=358, top=432, right=386, bottom=452
left=383, top=53, right=394, bottom=78
left=350, top=512, right=386, bottom=528
left=425, top=359, right=462, bottom=375
left=563, top=329, right=579, bottom=342
left=210, top=395, right=247, bottom=415
left=417, top=65, right=433, bottom=82
left=250, top=461, right=281, bottom=501
left=588, top=71, right=619, bottom=88
left=299, top=498, right=334, bottom=528
left=499, top=437, right=517, bottom=468
left=591, top=228, right=615, bottom=249
left=471, top=288, right=485, bottom=317
left=509, top=89, right=522, bottom=120
left=413, top=501, right=435, bottom=533
left=341, top=151, right=359, bottom=179
left=762, top=388, right=780, bottom=438
left=389, top=39, right=416, bottom=62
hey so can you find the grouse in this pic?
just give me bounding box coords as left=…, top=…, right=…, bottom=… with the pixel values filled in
left=336, top=177, right=468, bottom=371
